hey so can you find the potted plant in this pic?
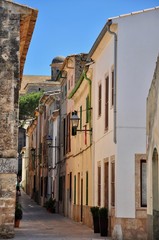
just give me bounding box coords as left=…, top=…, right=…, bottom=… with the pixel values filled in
left=90, top=206, right=100, bottom=233
left=44, top=197, right=56, bottom=213
left=15, top=202, right=23, bottom=228
left=99, top=207, right=108, bottom=236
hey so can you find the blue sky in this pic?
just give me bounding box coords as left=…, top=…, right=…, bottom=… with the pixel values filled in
left=16, top=0, right=159, bottom=76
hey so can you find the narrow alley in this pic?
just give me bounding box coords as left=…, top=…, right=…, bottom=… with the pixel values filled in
left=13, top=191, right=111, bottom=240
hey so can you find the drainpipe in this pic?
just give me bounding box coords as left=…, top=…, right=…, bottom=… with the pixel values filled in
left=83, top=67, right=94, bottom=205
left=106, top=20, right=117, bottom=144
left=83, top=69, right=92, bottom=132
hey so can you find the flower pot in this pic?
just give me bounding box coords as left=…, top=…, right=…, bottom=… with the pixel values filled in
left=93, top=215, right=100, bottom=233
left=14, top=219, right=20, bottom=228
left=99, top=207, right=108, bottom=236
left=90, top=206, right=100, bottom=233
left=99, top=216, right=108, bottom=236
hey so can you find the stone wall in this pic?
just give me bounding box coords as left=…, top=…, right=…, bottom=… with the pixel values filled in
left=0, top=174, right=16, bottom=238
left=74, top=54, right=88, bottom=84
left=147, top=55, right=159, bottom=240
left=0, top=2, right=20, bottom=238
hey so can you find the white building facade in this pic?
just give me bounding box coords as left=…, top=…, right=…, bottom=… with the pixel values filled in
left=90, top=7, right=159, bottom=239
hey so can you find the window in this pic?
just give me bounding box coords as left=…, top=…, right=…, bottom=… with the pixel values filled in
left=33, top=175, right=36, bottom=193
left=40, top=177, right=43, bottom=197
left=70, top=172, right=72, bottom=201
left=105, top=76, right=109, bottom=130
left=71, top=75, right=73, bottom=86
left=44, top=176, right=48, bottom=198
left=86, top=171, right=88, bottom=205
left=104, top=162, right=109, bottom=208
left=64, top=83, right=67, bottom=97
left=74, top=175, right=76, bottom=204
left=59, top=176, right=63, bottom=201
left=111, top=162, right=115, bottom=206
left=78, top=173, right=80, bottom=204
left=63, top=118, right=66, bottom=155
left=112, top=70, right=114, bottom=106
left=80, top=106, right=82, bottom=130
left=98, top=166, right=101, bottom=206
left=66, top=113, right=71, bottom=153
left=141, top=160, right=147, bottom=207
left=86, top=95, right=89, bottom=123
left=98, top=84, right=102, bottom=116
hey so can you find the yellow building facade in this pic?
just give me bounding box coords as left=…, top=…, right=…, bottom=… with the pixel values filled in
left=67, top=68, right=93, bottom=227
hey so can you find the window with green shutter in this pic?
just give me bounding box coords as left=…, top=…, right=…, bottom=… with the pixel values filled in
left=86, top=171, right=88, bottom=205
left=86, top=95, right=89, bottom=123
left=80, top=106, right=82, bottom=130
left=74, top=175, right=76, bottom=204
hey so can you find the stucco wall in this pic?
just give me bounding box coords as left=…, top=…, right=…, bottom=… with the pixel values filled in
left=114, top=9, right=159, bottom=218
left=92, top=8, right=159, bottom=220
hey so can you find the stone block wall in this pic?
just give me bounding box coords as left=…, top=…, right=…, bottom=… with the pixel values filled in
left=0, top=174, right=16, bottom=239
left=74, top=54, right=88, bottom=83
left=0, top=2, right=20, bottom=238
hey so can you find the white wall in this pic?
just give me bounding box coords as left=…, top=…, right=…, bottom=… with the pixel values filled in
left=115, top=8, right=159, bottom=218
left=92, top=38, right=116, bottom=207
left=92, top=8, right=159, bottom=218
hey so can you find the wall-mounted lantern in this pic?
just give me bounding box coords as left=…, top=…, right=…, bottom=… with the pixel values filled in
left=46, top=135, right=60, bottom=149
left=70, top=111, right=92, bottom=136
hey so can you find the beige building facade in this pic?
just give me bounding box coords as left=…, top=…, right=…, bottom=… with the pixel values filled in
left=58, top=53, right=88, bottom=217
left=67, top=67, right=93, bottom=227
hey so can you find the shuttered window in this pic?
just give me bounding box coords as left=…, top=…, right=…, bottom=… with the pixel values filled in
left=86, top=95, right=89, bottom=123
left=80, top=106, right=82, bottom=130
left=74, top=175, right=76, bottom=204
left=111, top=162, right=115, bottom=206
left=104, top=162, right=109, bottom=208
left=112, top=70, right=114, bottom=106
left=105, top=76, right=109, bottom=130
left=86, top=171, right=88, bottom=205
left=70, top=172, right=72, bottom=201
left=66, top=113, right=71, bottom=153
left=98, top=84, right=102, bottom=116
left=98, top=166, right=101, bottom=206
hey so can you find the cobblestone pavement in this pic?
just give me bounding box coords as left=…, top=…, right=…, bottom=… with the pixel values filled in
left=12, top=191, right=111, bottom=240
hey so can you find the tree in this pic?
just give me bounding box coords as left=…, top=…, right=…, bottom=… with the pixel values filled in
left=19, top=91, right=43, bottom=120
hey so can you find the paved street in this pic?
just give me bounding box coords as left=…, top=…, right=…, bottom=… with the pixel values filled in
left=12, top=191, right=111, bottom=240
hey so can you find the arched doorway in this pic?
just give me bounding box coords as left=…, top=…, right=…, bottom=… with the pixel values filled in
left=152, top=148, right=159, bottom=239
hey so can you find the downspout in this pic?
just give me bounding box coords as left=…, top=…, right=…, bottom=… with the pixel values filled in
left=107, top=20, right=117, bottom=144
left=83, top=67, right=94, bottom=206
left=83, top=69, right=92, bottom=133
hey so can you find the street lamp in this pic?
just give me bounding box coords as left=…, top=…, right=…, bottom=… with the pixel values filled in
left=70, top=111, right=92, bottom=136
left=46, top=135, right=59, bottom=148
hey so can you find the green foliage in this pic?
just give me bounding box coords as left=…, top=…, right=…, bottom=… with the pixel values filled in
left=99, top=207, right=108, bottom=218
left=90, top=206, right=99, bottom=217
left=15, top=202, right=23, bottom=220
left=19, top=91, right=43, bottom=120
